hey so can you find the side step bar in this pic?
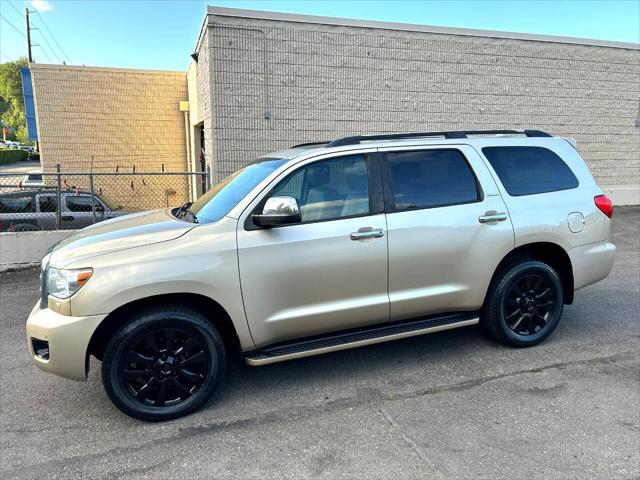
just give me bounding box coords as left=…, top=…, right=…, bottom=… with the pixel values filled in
left=244, top=312, right=480, bottom=366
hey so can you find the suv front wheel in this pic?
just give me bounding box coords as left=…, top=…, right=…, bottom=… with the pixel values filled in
left=482, top=260, right=564, bottom=347
left=102, top=306, right=226, bottom=421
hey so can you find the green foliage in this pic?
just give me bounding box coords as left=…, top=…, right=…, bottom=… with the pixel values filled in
left=0, top=58, right=29, bottom=143
left=0, top=149, right=29, bottom=164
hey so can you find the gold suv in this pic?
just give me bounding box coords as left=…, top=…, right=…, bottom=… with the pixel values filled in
left=27, top=130, right=616, bottom=421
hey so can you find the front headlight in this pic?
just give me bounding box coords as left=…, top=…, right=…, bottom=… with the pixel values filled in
left=47, top=267, right=93, bottom=299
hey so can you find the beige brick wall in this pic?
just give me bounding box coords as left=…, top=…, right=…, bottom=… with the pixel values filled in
left=203, top=12, right=640, bottom=199
left=30, top=64, right=190, bottom=211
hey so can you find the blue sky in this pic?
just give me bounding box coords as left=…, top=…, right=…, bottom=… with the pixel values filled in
left=1, top=0, right=639, bottom=70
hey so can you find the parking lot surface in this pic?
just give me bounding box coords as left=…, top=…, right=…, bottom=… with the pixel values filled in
left=1, top=208, right=638, bottom=479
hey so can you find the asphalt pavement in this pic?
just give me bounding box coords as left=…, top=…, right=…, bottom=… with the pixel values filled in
left=1, top=208, right=638, bottom=479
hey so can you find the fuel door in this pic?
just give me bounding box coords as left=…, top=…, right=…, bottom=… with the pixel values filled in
left=568, top=212, right=585, bottom=233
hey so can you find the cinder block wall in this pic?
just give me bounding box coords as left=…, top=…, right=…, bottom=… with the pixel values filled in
left=203, top=9, right=640, bottom=203
left=30, top=64, right=191, bottom=210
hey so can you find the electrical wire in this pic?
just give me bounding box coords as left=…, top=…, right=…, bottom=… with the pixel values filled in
left=24, top=0, right=71, bottom=63
left=6, top=0, right=24, bottom=18
left=5, top=0, right=62, bottom=63
left=0, top=13, right=26, bottom=38
left=35, top=44, right=53, bottom=63
left=31, top=21, right=63, bottom=63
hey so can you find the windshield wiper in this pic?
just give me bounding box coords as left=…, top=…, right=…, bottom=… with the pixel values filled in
left=174, top=202, right=198, bottom=224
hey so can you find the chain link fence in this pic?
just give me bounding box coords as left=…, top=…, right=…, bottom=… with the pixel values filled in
left=0, top=164, right=209, bottom=232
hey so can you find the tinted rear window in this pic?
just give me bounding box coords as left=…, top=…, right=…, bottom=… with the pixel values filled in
left=386, top=149, right=481, bottom=210
left=482, top=146, right=578, bottom=196
left=0, top=196, right=35, bottom=213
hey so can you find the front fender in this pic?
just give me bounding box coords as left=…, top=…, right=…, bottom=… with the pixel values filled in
left=66, top=219, right=255, bottom=351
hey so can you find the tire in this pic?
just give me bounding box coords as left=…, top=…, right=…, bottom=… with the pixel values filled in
left=482, top=260, right=564, bottom=347
left=101, top=306, right=226, bottom=421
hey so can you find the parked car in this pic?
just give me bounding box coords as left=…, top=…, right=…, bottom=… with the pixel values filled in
left=19, top=145, right=35, bottom=154
left=0, top=189, right=125, bottom=231
left=27, top=129, right=615, bottom=421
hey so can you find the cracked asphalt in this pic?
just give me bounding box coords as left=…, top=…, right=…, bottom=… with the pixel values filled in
left=1, top=208, right=638, bottom=479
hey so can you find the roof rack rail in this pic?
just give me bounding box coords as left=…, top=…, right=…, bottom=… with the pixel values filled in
left=325, top=129, right=552, bottom=148
left=291, top=141, right=330, bottom=148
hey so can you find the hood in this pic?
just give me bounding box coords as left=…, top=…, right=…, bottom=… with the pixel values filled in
left=49, top=209, right=196, bottom=267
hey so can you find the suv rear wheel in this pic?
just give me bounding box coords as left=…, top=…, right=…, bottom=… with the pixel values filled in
left=482, top=260, right=564, bottom=347
left=101, top=306, right=225, bottom=421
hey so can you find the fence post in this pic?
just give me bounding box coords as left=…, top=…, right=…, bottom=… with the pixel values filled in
left=89, top=172, right=97, bottom=224
left=55, top=164, right=62, bottom=229
left=206, top=165, right=212, bottom=192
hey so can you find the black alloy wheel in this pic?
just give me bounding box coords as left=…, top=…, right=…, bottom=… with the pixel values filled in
left=121, top=327, right=210, bottom=407
left=503, top=273, right=557, bottom=336
left=102, top=307, right=226, bottom=421
left=482, top=260, right=564, bottom=347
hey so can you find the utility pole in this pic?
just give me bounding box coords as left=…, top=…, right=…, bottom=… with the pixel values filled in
left=25, top=8, right=39, bottom=152
left=25, top=8, right=33, bottom=62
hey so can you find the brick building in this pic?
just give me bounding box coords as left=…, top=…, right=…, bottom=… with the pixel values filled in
left=29, top=6, right=640, bottom=205
left=28, top=64, right=190, bottom=209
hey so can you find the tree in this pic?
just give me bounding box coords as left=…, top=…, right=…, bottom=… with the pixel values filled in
left=0, top=57, right=29, bottom=143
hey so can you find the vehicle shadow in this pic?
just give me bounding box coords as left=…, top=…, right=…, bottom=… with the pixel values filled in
left=202, top=324, right=494, bottom=410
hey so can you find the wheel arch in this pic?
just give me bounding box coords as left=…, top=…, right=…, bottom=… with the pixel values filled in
left=87, top=292, right=241, bottom=364
left=486, top=242, right=574, bottom=305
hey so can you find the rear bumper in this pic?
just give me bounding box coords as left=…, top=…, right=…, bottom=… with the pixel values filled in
left=569, top=241, right=616, bottom=291
left=26, top=301, right=106, bottom=381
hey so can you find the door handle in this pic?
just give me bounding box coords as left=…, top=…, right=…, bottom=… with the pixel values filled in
left=350, top=227, right=384, bottom=240
left=61, top=215, right=74, bottom=221
left=478, top=211, right=508, bottom=224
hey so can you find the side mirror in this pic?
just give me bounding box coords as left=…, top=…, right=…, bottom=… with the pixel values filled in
left=95, top=204, right=105, bottom=213
left=252, top=196, right=301, bottom=228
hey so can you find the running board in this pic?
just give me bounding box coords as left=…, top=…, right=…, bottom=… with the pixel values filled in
left=244, top=312, right=479, bottom=366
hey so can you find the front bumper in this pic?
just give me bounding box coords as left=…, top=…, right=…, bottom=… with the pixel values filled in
left=26, top=301, right=107, bottom=381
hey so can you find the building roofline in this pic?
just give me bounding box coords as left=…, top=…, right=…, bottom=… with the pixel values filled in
left=206, top=5, right=639, bottom=50
left=27, top=62, right=186, bottom=75
left=193, top=6, right=211, bottom=55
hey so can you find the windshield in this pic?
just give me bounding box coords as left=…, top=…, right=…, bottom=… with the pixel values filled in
left=188, top=158, right=288, bottom=224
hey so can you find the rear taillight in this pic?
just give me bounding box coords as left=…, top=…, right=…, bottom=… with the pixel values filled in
left=594, top=195, right=613, bottom=218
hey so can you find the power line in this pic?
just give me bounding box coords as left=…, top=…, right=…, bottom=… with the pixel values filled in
left=6, top=0, right=23, bottom=18
left=34, top=44, right=53, bottom=63
left=31, top=23, right=63, bottom=63
left=24, top=0, right=71, bottom=63
left=0, top=13, right=26, bottom=38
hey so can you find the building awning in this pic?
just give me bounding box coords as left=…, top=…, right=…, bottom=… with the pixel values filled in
left=20, top=68, right=38, bottom=141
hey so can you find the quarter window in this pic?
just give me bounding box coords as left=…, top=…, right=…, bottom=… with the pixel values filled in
left=386, top=149, right=480, bottom=210
left=482, top=146, right=579, bottom=196
left=270, top=154, right=370, bottom=223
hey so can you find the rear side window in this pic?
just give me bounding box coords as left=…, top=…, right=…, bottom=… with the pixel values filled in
left=38, top=196, right=58, bottom=213
left=386, top=149, right=480, bottom=211
left=482, top=146, right=578, bottom=196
